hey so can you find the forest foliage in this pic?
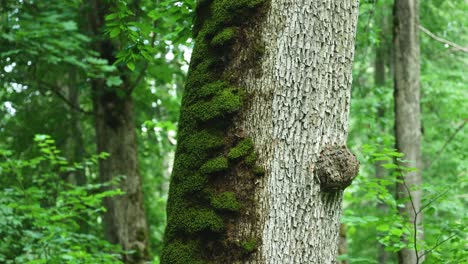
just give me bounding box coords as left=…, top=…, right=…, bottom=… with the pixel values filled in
left=0, top=0, right=466, bottom=263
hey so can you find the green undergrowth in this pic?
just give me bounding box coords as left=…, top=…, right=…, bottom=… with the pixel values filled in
left=161, top=0, right=269, bottom=263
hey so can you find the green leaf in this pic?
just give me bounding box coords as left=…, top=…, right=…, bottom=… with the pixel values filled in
left=127, top=62, right=135, bottom=71
left=109, top=28, right=121, bottom=38
left=106, top=76, right=123, bottom=87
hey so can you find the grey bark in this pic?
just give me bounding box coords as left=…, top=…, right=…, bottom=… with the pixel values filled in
left=233, top=1, right=360, bottom=262
left=88, top=1, right=150, bottom=262
left=393, top=0, right=424, bottom=263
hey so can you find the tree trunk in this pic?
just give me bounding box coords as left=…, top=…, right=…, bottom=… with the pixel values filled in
left=393, top=0, right=424, bottom=263
left=62, top=75, right=86, bottom=186
left=88, top=1, right=149, bottom=262
left=92, top=86, right=149, bottom=263
left=162, top=0, right=360, bottom=263
left=374, top=12, right=390, bottom=264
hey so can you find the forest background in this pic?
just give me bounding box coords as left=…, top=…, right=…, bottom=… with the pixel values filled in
left=0, top=0, right=466, bottom=263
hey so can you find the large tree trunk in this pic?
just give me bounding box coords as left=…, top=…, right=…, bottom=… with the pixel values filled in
left=162, top=0, right=360, bottom=263
left=393, top=0, right=424, bottom=263
left=88, top=1, right=149, bottom=262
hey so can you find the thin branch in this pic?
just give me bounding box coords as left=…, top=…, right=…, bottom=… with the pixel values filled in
left=419, top=25, right=468, bottom=53
left=127, top=22, right=158, bottom=95
left=418, top=188, right=450, bottom=214
left=37, top=81, right=93, bottom=115
left=418, top=234, right=457, bottom=259
left=429, top=120, right=467, bottom=168
left=400, top=176, right=420, bottom=263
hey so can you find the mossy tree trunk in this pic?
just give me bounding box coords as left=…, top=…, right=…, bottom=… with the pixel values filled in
left=393, top=0, right=424, bottom=263
left=88, top=1, right=149, bottom=262
left=163, top=0, right=360, bottom=263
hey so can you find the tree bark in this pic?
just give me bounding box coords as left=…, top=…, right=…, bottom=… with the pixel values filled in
left=393, top=0, right=424, bottom=263
left=242, top=2, right=359, bottom=262
left=163, top=0, right=360, bottom=263
left=92, top=86, right=149, bottom=263
left=88, top=1, right=149, bottom=262
left=62, top=74, right=86, bottom=186
left=374, top=11, right=390, bottom=264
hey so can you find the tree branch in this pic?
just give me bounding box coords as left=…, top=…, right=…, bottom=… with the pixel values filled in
left=127, top=22, right=158, bottom=96
left=419, top=25, right=468, bottom=53
left=428, top=120, right=467, bottom=168
left=418, top=188, right=450, bottom=214
left=400, top=175, right=420, bottom=263
left=37, top=81, right=93, bottom=115
left=418, top=233, right=457, bottom=259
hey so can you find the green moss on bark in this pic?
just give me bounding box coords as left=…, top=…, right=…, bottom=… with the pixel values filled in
left=241, top=238, right=258, bottom=254
left=200, top=157, right=229, bottom=174
left=211, top=27, right=237, bottom=47
left=211, top=191, right=241, bottom=211
left=227, top=138, right=254, bottom=160
left=162, top=0, right=268, bottom=263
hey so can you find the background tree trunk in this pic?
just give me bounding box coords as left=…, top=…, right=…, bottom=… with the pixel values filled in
left=163, top=0, right=360, bottom=263
left=338, top=224, right=348, bottom=264
left=88, top=1, right=150, bottom=262
left=374, top=11, right=390, bottom=264
left=393, top=0, right=424, bottom=263
left=62, top=74, right=86, bottom=186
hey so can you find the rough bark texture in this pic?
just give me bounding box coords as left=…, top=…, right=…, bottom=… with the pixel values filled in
left=238, top=1, right=359, bottom=262
left=88, top=1, right=149, bottom=262
left=163, top=0, right=360, bottom=263
left=393, top=0, right=424, bottom=263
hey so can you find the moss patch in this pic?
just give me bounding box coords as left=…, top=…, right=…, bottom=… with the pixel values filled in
left=162, top=0, right=269, bottom=263
left=201, top=157, right=229, bottom=174
left=227, top=138, right=254, bottom=160
left=211, top=191, right=241, bottom=211
left=211, top=27, right=237, bottom=47
left=161, top=240, right=204, bottom=264
left=253, top=166, right=266, bottom=177
left=241, top=238, right=258, bottom=254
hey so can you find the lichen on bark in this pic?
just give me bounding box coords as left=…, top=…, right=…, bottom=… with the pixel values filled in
left=161, top=0, right=269, bottom=263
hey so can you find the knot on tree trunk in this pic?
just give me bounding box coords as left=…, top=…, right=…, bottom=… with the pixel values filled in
left=316, top=145, right=359, bottom=192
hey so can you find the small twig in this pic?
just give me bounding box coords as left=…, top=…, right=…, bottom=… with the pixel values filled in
left=418, top=188, right=450, bottom=214
left=400, top=176, right=420, bottom=263
left=418, top=234, right=457, bottom=259
left=429, top=120, right=467, bottom=168
left=419, top=25, right=468, bottom=53
left=127, top=22, right=158, bottom=95
left=37, top=81, right=93, bottom=115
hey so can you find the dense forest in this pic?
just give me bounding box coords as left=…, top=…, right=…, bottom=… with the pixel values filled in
left=0, top=0, right=466, bottom=263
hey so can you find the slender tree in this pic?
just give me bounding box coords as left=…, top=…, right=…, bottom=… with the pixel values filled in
left=162, top=0, right=360, bottom=263
left=393, top=0, right=424, bottom=262
left=375, top=7, right=390, bottom=264
left=86, top=1, right=150, bottom=262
